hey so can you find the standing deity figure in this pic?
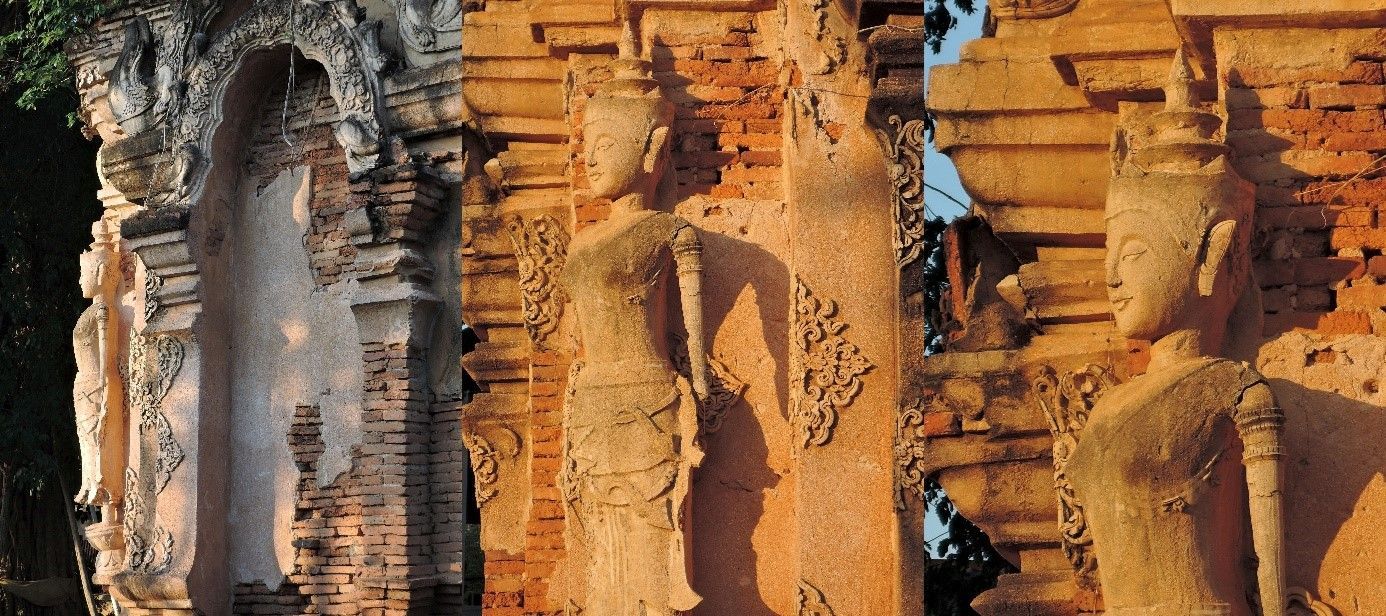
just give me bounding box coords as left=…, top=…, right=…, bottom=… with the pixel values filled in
left=75, top=242, right=114, bottom=506
left=557, top=44, right=710, bottom=616
left=1066, top=51, right=1287, bottom=616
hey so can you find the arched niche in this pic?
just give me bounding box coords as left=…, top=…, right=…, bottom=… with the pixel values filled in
left=169, top=0, right=391, bottom=210
left=115, top=3, right=403, bottom=613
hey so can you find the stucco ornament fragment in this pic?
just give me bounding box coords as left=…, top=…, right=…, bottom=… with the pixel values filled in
left=791, top=275, right=873, bottom=448
left=669, top=333, right=746, bottom=436
left=1065, top=51, right=1287, bottom=616
left=892, top=400, right=928, bottom=510
left=1033, top=363, right=1116, bottom=582
left=506, top=213, right=570, bottom=350
left=393, top=0, right=463, bottom=53
left=796, top=580, right=835, bottom=616
left=75, top=244, right=114, bottom=506
left=989, top=0, right=1080, bottom=20
left=804, top=0, right=846, bottom=75
left=879, top=115, right=925, bottom=268
left=557, top=40, right=708, bottom=615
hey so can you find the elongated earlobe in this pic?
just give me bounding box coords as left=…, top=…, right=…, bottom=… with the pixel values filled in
left=1200, top=219, right=1237, bottom=296
left=644, top=126, right=669, bottom=175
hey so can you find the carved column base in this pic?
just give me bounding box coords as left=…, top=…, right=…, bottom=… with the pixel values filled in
left=972, top=568, right=1083, bottom=616
left=85, top=520, right=126, bottom=586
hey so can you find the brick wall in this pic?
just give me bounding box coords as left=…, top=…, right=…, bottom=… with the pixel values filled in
left=1224, top=44, right=1386, bottom=340
left=244, top=67, right=358, bottom=288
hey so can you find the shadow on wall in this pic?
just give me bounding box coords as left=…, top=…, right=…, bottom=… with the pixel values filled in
left=1272, top=378, right=1386, bottom=611
left=689, top=229, right=789, bottom=616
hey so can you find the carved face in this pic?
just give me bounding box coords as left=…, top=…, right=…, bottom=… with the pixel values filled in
left=584, top=118, right=659, bottom=200
left=78, top=251, right=105, bottom=300
left=1105, top=210, right=1200, bottom=341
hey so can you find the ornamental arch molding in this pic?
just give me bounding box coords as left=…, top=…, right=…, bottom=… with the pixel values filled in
left=169, top=0, right=390, bottom=209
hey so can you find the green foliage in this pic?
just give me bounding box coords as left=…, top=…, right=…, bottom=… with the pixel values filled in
left=0, top=0, right=120, bottom=111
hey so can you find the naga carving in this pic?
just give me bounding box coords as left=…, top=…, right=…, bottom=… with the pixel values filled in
left=880, top=115, right=925, bottom=268
left=505, top=213, right=569, bottom=350
left=109, top=17, right=159, bottom=133
left=796, top=580, right=836, bottom=616
left=791, top=275, right=872, bottom=448
left=394, top=0, right=463, bottom=54
left=1032, top=363, right=1115, bottom=581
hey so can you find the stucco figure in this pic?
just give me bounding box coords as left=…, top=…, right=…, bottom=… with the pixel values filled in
left=557, top=46, right=709, bottom=616
left=75, top=241, right=114, bottom=506
left=1066, top=52, right=1287, bottom=616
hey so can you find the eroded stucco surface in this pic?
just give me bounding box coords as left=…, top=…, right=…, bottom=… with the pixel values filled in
left=228, top=167, right=363, bottom=589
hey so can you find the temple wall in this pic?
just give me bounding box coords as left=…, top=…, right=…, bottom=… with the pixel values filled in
left=68, top=0, right=925, bottom=614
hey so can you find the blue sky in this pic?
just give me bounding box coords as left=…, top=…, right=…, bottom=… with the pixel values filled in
left=924, top=6, right=985, bottom=222
left=918, top=5, right=986, bottom=555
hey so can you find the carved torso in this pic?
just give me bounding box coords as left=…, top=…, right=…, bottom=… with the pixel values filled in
left=563, top=210, right=692, bottom=369
left=1068, top=357, right=1262, bottom=615
left=73, top=301, right=106, bottom=400
left=559, top=209, right=703, bottom=614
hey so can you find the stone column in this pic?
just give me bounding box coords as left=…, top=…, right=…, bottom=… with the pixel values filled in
left=117, top=207, right=227, bottom=616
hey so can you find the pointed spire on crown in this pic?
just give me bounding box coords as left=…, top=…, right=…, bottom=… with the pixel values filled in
left=1125, top=47, right=1228, bottom=174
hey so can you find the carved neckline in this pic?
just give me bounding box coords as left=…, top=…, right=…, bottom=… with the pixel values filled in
left=571, top=209, right=660, bottom=249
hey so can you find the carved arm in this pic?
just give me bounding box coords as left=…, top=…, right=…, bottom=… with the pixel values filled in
left=1236, top=380, right=1286, bottom=616
left=672, top=223, right=709, bottom=401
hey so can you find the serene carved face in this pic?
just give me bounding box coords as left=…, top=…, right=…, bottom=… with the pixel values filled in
left=78, top=252, right=104, bottom=300
left=1105, top=210, right=1200, bottom=341
left=584, top=117, right=662, bottom=200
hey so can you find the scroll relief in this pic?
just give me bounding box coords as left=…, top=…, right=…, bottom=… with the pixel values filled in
left=893, top=399, right=928, bottom=510
left=461, top=425, right=521, bottom=506
left=1033, top=363, right=1116, bottom=582
left=505, top=213, right=569, bottom=350
left=670, top=333, right=747, bottom=436
left=796, top=580, right=836, bottom=616
left=123, top=331, right=185, bottom=574
left=791, top=276, right=873, bottom=448
left=881, top=116, right=925, bottom=268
